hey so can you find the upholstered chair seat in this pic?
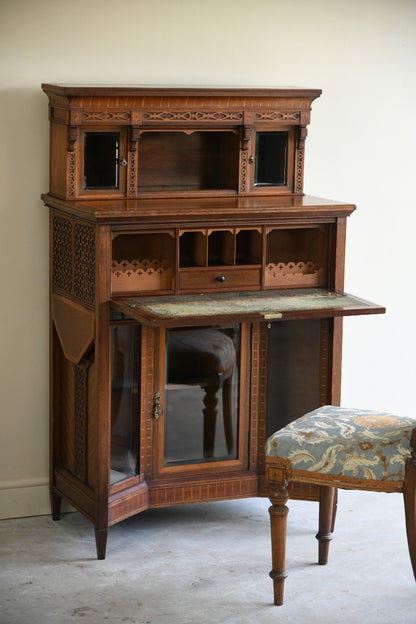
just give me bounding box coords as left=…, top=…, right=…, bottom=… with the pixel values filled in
left=265, top=405, right=416, bottom=605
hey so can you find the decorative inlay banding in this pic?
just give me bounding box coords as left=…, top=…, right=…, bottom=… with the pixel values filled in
left=295, top=150, right=304, bottom=191
left=74, top=356, right=92, bottom=482
left=240, top=150, right=248, bottom=193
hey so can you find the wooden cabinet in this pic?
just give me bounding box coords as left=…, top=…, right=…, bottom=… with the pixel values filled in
left=42, top=85, right=384, bottom=558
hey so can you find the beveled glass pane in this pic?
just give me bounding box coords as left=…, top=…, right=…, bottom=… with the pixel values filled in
left=164, top=325, right=240, bottom=465
left=110, top=323, right=140, bottom=484
left=255, top=131, right=288, bottom=186
left=84, top=132, right=120, bottom=189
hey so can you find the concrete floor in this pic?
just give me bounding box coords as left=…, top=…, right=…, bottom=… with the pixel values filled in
left=1, top=490, right=415, bottom=624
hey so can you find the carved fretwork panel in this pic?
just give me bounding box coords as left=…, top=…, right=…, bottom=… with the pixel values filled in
left=73, top=222, right=96, bottom=306
left=52, top=214, right=95, bottom=309
left=80, top=111, right=131, bottom=123
left=52, top=214, right=72, bottom=294
left=74, top=354, right=93, bottom=482
left=142, top=110, right=244, bottom=123
left=255, top=111, right=300, bottom=122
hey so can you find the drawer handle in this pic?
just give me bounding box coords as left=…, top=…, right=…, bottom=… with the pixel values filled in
left=215, top=275, right=226, bottom=283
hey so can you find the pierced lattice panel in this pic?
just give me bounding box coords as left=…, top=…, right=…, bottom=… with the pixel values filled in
left=52, top=214, right=95, bottom=308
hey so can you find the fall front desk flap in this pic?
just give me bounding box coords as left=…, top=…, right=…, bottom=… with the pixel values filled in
left=110, top=288, right=385, bottom=327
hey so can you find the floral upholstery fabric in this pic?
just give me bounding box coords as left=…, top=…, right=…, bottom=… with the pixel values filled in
left=265, top=406, right=416, bottom=481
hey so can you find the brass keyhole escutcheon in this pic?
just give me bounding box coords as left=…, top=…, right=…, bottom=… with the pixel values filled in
left=248, top=154, right=254, bottom=164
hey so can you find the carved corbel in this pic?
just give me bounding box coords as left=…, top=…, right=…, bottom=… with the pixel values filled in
left=67, top=125, right=78, bottom=152
left=130, top=126, right=141, bottom=152
left=242, top=125, right=252, bottom=151
left=297, top=125, right=308, bottom=151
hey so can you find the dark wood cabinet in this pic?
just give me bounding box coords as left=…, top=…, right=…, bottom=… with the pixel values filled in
left=42, top=85, right=384, bottom=558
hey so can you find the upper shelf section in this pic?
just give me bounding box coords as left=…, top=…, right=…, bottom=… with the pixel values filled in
left=42, top=85, right=321, bottom=201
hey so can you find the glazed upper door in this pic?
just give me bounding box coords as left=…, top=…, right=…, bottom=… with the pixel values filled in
left=242, top=126, right=296, bottom=195
left=78, top=127, right=128, bottom=197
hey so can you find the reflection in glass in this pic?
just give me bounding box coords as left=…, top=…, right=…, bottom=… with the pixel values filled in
left=255, top=131, right=288, bottom=186
left=266, top=320, right=321, bottom=436
left=84, top=132, right=120, bottom=189
left=165, top=325, right=240, bottom=465
left=110, top=324, right=140, bottom=484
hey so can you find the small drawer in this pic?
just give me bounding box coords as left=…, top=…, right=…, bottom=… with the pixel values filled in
left=180, top=267, right=261, bottom=292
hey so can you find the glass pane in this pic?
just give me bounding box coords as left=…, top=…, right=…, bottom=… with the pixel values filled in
left=164, top=325, right=240, bottom=465
left=84, top=132, right=120, bottom=189
left=255, top=131, right=288, bottom=186
left=266, top=319, right=322, bottom=436
left=110, top=324, right=140, bottom=484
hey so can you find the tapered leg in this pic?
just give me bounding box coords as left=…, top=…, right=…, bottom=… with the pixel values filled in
left=316, top=486, right=336, bottom=565
left=268, top=483, right=289, bottom=606
left=51, top=491, right=62, bottom=521
left=403, top=459, right=416, bottom=581
left=95, top=528, right=108, bottom=560
left=331, top=487, right=338, bottom=533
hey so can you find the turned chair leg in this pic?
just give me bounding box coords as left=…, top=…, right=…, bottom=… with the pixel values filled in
left=403, top=459, right=416, bottom=580
left=202, top=384, right=219, bottom=458
left=268, top=483, right=289, bottom=605
left=316, top=486, right=336, bottom=565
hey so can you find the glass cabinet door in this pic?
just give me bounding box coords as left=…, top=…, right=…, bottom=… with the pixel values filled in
left=247, top=128, right=295, bottom=194
left=80, top=128, right=127, bottom=196
left=110, top=323, right=141, bottom=484
left=160, top=324, right=248, bottom=473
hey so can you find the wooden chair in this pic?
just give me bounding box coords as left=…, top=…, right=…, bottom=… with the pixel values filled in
left=265, top=405, right=416, bottom=605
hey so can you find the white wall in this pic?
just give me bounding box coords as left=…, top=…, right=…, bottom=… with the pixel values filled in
left=1, top=0, right=415, bottom=519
